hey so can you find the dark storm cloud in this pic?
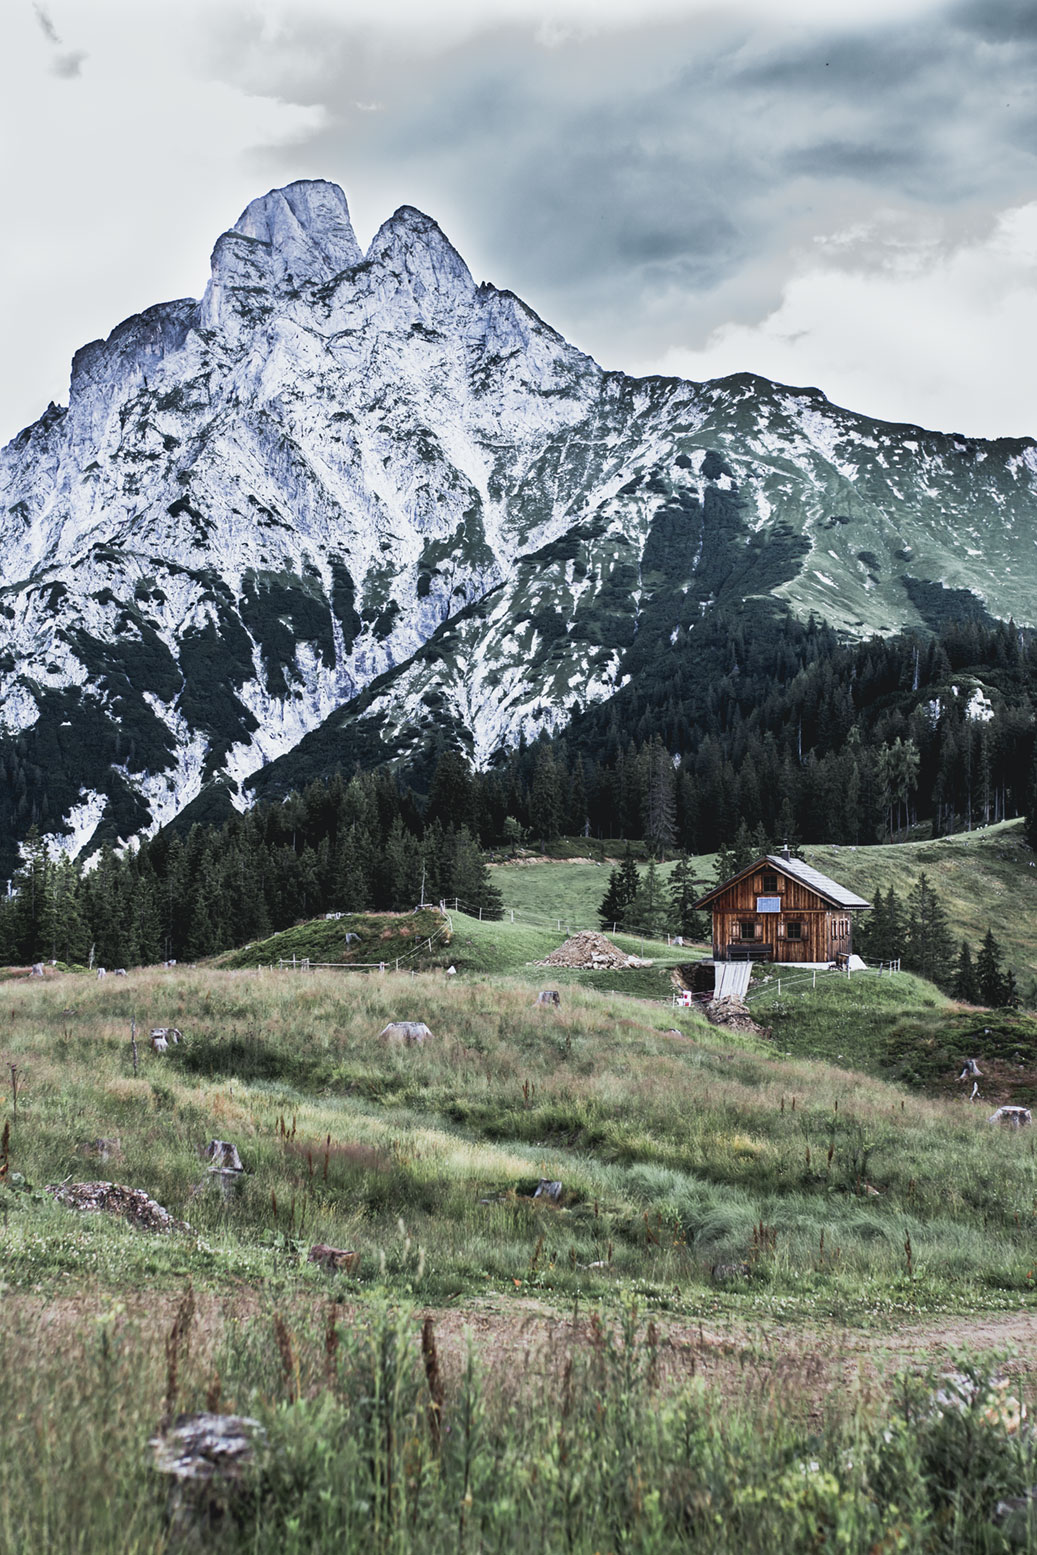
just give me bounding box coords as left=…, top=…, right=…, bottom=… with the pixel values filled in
left=206, top=3, right=1037, bottom=373
left=952, top=0, right=1037, bottom=44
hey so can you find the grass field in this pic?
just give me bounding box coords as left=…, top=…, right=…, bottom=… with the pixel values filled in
left=3, top=962, right=1035, bottom=1316
left=5, top=949, right=1037, bottom=1550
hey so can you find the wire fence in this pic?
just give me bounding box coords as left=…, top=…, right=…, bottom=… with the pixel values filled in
left=667, top=958, right=902, bottom=1012
left=273, top=910, right=455, bottom=973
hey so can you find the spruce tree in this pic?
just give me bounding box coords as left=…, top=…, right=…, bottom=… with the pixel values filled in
left=599, top=846, right=640, bottom=930
left=598, top=868, right=626, bottom=930
left=976, top=928, right=1010, bottom=1007
left=445, top=828, right=503, bottom=919
left=904, top=873, right=955, bottom=988
left=640, top=738, right=677, bottom=859
left=952, top=940, right=979, bottom=1004
left=624, top=859, right=670, bottom=939
left=668, top=852, right=709, bottom=939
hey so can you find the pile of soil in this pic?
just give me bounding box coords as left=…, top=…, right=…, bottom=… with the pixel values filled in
left=538, top=931, right=650, bottom=970
left=704, top=997, right=772, bottom=1039
left=47, top=1180, right=190, bottom=1234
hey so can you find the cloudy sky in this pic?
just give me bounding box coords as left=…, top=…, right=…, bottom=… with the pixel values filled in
left=2, top=0, right=1035, bottom=444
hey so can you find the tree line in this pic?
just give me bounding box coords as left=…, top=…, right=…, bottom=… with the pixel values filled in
left=0, top=772, right=503, bottom=968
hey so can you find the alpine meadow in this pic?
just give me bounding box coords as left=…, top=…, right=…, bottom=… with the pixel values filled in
left=3, top=176, right=1037, bottom=1554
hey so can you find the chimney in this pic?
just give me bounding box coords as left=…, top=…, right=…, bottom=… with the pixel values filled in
left=781, top=840, right=790, bottom=860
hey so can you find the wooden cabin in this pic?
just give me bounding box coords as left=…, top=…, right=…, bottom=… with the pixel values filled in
left=692, top=852, right=871, bottom=965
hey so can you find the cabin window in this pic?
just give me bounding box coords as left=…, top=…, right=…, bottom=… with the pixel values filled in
left=761, top=873, right=779, bottom=893
left=738, top=920, right=757, bottom=940
left=756, top=896, right=781, bottom=913
left=786, top=920, right=803, bottom=941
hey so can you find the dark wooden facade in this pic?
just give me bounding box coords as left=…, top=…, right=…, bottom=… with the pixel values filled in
left=693, top=856, right=870, bottom=965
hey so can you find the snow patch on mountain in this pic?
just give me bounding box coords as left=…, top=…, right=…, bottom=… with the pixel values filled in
left=2, top=179, right=1037, bottom=857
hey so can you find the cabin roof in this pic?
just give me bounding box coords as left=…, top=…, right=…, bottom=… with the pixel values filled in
left=693, top=854, right=872, bottom=911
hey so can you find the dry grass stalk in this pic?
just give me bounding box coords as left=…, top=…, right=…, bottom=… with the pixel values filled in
left=421, top=1316, right=444, bottom=1451
left=205, top=1370, right=222, bottom=1413
left=163, top=1284, right=196, bottom=1423
left=274, top=1312, right=299, bottom=1402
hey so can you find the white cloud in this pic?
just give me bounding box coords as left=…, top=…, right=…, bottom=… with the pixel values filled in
left=0, top=0, right=322, bottom=442
left=652, top=204, right=1037, bottom=438
left=0, top=0, right=1033, bottom=446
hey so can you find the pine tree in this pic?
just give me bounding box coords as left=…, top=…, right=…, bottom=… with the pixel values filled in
left=624, top=859, right=670, bottom=939
left=952, top=940, right=979, bottom=1004
left=444, top=828, right=503, bottom=919
left=904, top=873, right=955, bottom=988
left=1026, top=744, right=1037, bottom=853
left=529, top=744, right=563, bottom=845
left=976, top=928, right=1011, bottom=1007
left=598, top=868, right=626, bottom=930
left=640, top=738, right=676, bottom=859
left=599, top=846, right=640, bottom=930
left=668, top=852, right=709, bottom=939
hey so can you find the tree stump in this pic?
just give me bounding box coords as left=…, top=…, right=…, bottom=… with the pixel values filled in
left=534, top=1179, right=563, bottom=1203
left=203, top=1140, right=244, bottom=1199
left=149, top=1413, right=264, bottom=1549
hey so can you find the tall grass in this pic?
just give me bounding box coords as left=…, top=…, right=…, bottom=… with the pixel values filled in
left=0, top=1297, right=1032, bottom=1554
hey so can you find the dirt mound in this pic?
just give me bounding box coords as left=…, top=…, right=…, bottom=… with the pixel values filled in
left=704, top=997, right=771, bottom=1039
left=47, top=1181, right=190, bottom=1234
left=538, top=931, right=649, bottom=970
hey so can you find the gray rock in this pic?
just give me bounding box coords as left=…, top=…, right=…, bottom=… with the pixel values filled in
left=378, top=1021, right=432, bottom=1046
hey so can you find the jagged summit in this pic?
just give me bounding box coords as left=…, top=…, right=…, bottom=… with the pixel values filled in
left=1, top=175, right=1037, bottom=868
left=201, top=179, right=363, bottom=332
left=231, top=179, right=362, bottom=275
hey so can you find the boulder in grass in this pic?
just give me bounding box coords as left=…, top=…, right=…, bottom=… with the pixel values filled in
left=988, top=1106, right=1032, bottom=1128
left=378, top=1020, right=432, bottom=1046
left=47, top=1181, right=190, bottom=1233
left=204, top=1140, right=243, bottom=1173
left=535, top=990, right=561, bottom=1006
left=202, top=1139, right=244, bottom=1199
left=711, top=1261, right=751, bottom=1286
left=534, top=1179, right=563, bottom=1203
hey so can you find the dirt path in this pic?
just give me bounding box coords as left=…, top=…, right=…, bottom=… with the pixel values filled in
left=422, top=1300, right=1037, bottom=1413
left=13, top=1290, right=1037, bottom=1415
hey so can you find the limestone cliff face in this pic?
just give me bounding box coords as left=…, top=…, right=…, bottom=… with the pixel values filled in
left=1, top=178, right=1035, bottom=859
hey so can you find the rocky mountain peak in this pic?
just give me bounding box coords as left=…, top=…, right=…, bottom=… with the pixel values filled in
left=365, top=205, right=476, bottom=304
left=232, top=179, right=363, bottom=275
left=2, top=176, right=1037, bottom=870
left=200, top=178, right=363, bottom=334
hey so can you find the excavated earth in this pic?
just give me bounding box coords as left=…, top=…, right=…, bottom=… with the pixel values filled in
left=537, top=931, right=651, bottom=970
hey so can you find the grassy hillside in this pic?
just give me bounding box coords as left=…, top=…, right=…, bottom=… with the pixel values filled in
left=806, top=820, right=1037, bottom=990
left=490, top=853, right=711, bottom=936
left=492, top=823, right=1037, bottom=991
left=3, top=962, right=1036, bottom=1321
left=5, top=959, right=1037, bottom=1551
left=213, top=908, right=448, bottom=970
